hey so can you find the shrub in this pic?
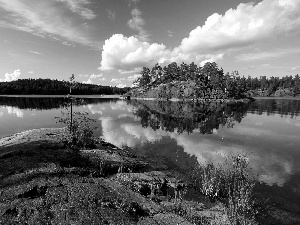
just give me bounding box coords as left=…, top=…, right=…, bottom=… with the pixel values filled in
left=191, top=154, right=257, bottom=225
left=56, top=99, right=97, bottom=150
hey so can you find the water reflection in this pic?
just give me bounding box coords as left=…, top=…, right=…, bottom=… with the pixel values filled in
left=96, top=99, right=300, bottom=190
left=0, top=96, right=117, bottom=110
left=130, top=100, right=249, bottom=134
left=6, top=106, right=24, bottom=118
left=248, top=98, right=300, bottom=118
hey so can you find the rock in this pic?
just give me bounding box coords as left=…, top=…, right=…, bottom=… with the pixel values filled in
left=80, top=149, right=148, bottom=175
left=138, top=213, right=193, bottom=225
left=111, top=171, right=186, bottom=200
left=0, top=176, right=163, bottom=224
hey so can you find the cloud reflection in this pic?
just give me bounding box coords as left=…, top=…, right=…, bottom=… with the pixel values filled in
left=6, top=106, right=24, bottom=118
left=99, top=109, right=298, bottom=187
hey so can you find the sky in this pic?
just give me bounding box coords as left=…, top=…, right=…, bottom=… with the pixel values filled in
left=0, top=0, right=300, bottom=87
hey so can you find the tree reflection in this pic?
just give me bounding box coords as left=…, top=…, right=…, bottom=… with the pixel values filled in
left=0, top=97, right=118, bottom=110
left=130, top=100, right=249, bottom=135
left=248, top=99, right=300, bottom=118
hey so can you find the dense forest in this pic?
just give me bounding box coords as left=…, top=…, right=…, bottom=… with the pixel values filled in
left=0, top=78, right=130, bottom=95
left=130, top=62, right=300, bottom=99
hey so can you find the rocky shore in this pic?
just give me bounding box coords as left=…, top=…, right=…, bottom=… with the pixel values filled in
left=0, top=128, right=230, bottom=225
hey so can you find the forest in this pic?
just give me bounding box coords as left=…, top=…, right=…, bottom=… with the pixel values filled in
left=0, top=78, right=130, bottom=95
left=131, top=62, right=300, bottom=99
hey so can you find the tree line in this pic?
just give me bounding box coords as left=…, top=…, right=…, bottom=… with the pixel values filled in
left=0, top=78, right=130, bottom=95
left=133, top=62, right=300, bottom=98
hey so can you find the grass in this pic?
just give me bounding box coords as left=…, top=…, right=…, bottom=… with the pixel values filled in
left=191, top=154, right=258, bottom=225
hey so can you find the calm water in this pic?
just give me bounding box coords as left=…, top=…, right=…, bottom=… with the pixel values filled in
left=1, top=96, right=300, bottom=214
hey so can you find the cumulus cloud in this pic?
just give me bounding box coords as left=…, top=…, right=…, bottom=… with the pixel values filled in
left=99, top=34, right=222, bottom=72
left=82, top=78, right=93, bottom=84
left=0, top=69, right=21, bottom=82
left=100, top=0, right=300, bottom=73
left=179, top=0, right=300, bottom=53
left=116, top=83, right=127, bottom=88
left=82, top=73, right=106, bottom=84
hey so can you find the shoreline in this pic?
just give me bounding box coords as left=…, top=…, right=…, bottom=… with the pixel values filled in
left=0, top=127, right=231, bottom=225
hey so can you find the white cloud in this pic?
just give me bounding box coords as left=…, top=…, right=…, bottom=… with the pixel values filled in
left=29, top=51, right=43, bottom=55
left=56, top=0, right=96, bottom=20
left=127, top=0, right=140, bottom=7
left=127, top=74, right=141, bottom=81
left=107, top=9, right=116, bottom=21
left=127, top=8, right=149, bottom=41
left=100, top=0, right=300, bottom=73
left=90, top=74, right=103, bottom=79
left=167, top=30, right=174, bottom=37
left=99, top=34, right=222, bottom=72
left=237, top=48, right=300, bottom=61
left=291, top=66, right=300, bottom=71
left=82, top=78, right=93, bottom=84
left=116, top=83, right=127, bottom=88
left=111, top=78, right=126, bottom=83
left=0, top=0, right=97, bottom=46
left=179, top=0, right=300, bottom=53
left=28, top=71, right=34, bottom=74
left=0, top=69, right=21, bottom=82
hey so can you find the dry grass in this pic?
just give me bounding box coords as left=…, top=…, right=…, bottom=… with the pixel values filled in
left=191, top=154, right=258, bottom=225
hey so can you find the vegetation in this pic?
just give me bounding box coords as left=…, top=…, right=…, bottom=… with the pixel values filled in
left=130, top=62, right=300, bottom=99
left=191, top=155, right=257, bottom=225
left=56, top=75, right=97, bottom=150
left=0, top=78, right=130, bottom=95
left=56, top=101, right=97, bottom=150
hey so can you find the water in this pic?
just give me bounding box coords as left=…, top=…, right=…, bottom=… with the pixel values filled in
left=1, top=96, right=300, bottom=217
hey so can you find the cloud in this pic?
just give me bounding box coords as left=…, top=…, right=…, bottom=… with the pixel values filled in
left=0, top=0, right=97, bottom=47
left=237, top=48, right=300, bottom=61
left=127, top=8, right=149, bottom=41
left=111, top=78, right=126, bottom=83
left=117, top=83, right=127, bottom=88
left=127, top=74, right=141, bottom=81
left=107, top=9, right=116, bottom=21
left=291, top=66, right=300, bottom=71
left=28, top=71, right=34, bottom=74
left=100, top=0, right=300, bottom=74
left=167, top=30, right=174, bottom=37
left=127, top=0, right=140, bottom=7
left=179, top=0, right=300, bottom=53
left=56, top=0, right=96, bottom=20
left=99, top=34, right=222, bottom=72
left=90, top=74, right=103, bottom=79
left=82, top=78, right=93, bottom=84
left=29, top=51, right=43, bottom=55
left=0, top=69, right=21, bottom=82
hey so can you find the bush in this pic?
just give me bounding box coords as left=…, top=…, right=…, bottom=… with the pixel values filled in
left=56, top=99, right=97, bottom=150
left=191, top=154, right=257, bottom=225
